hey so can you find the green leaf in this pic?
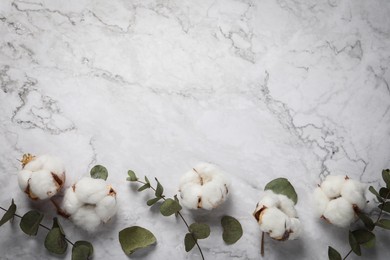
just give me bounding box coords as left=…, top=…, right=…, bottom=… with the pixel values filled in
left=155, top=178, right=164, bottom=198
left=376, top=219, right=390, bottom=229
left=379, top=187, right=390, bottom=199
left=138, top=183, right=150, bottom=192
left=72, top=241, right=93, bottom=260
left=221, top=216, right=243, bottom=245
left=382, top=169, right=390, bottom=188
left=264, top=178, right=298, bottom=204
left=174, top=195, right=180, bottom=217
left=90, top=165, right=108, bottom=180
left=349, top=231, right=361, bottom=256
left=352, top=229, right=376, bottom=248
left=20, top=210, right=44, bottom=236
left=45, top=227, right=68, bottom=254
left=189, top=223, right=210, bottom=240
left=119, top=226, right=157, bottom=255
left=369, top=186, right=384, bottom=202
left=52, top=217, right=65, bottom=235
left=145, top=176, right=150, bottom=184
left=160, top=198, right=182, bottom=216
left=127, top=170, right=138, bottom=182
left=356, top=211, right=375, bottom=231
left=379, top=201, right=390, bottom=213
left=328, top=246, right=342, bottom=260
left=0, top=199, right=16, bottom=227
left=147, top=197, right=161, bottom=206
left=184, top=233, right=196, bottom=252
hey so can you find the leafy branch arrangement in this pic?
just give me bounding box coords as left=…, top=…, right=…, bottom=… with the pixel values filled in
left=328, top=169, right=390, bottom=260
left=0, top=199, right=93, bottom=260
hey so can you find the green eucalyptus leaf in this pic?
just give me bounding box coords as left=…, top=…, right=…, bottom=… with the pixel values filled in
left=379, top=201, right=390, bottom=213
left=376, top=219, right=390, bottom=229
left=90, top=165, right=108, bottom=180
left=20, top=210, right=44, bottom=236
left=44, top=227, right=68, bottom=254
left=160, top=198, right=182, bottom=216
left=184, top=233, right=196, bottom=252
left=72, top=241, right=93, bottom=260
left=127, top=170, right=138, bottom=182
left=349, top=231, right=361, bottom=256
left=119, top=226, right=157, bottom=255
left=0, top=199, right=16, bottom=227
left=52, top=217, right=65, bottom=235
left=145, top=176, right=150, bottom=184
left=369, top=186, right=384, bottom=202
left=155, top=178, right=164, bottom=198
left=356, top=211, right=375, bottom=231
left=221, top=215, right=243, bottom=245
left=189, top=223, right=210, bottom=240
left=328, top=246, right=342, bottom=260
left=382, top=169, right=390, bottom=188
left=147, top=197, right=161, bottom=206
left=138, top=183, right=150, bottom=192
left=352, top=229, right=376, bottom=248
left=174, top=195, right=180, bottom=217
left=264, top=178, right=298, bottom=204
left=379, top=187, right=390, bottom=199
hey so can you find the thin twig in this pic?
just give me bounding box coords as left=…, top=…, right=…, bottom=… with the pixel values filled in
left=261, top=232, right=265, bottom=257
left=343, top=249, right=352, bottom=260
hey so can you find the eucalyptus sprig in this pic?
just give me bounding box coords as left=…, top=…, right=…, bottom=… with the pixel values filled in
left=126, top=170, right=209, bottom=259
left=0, top=199, right=93, bottom=260
left=328, top=169, right=390, bottom=260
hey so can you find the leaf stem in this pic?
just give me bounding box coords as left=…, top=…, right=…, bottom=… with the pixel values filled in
left=342, top=249, right=352, bottom=260
left=261, top=232, right=265, bottom=257
left=136, top=180, right=205, bottom=260
left=0, top=205, right=75, bottom=246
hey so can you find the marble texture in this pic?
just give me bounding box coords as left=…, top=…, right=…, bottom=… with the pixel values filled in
left=1, top=0, right=390, bottom=259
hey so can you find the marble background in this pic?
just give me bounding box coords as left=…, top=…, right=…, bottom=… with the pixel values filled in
left=1, top=0, right=390, bottom=259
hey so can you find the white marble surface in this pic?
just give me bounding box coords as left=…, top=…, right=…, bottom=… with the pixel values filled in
left=1, top=0, right=390, bottom=259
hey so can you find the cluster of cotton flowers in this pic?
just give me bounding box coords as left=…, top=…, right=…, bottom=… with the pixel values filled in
left=63, top=177, right=118, bottom=232
left=18, top=154, right=66, bottom=200
left=179, top=163, right=231, bottom=210
left=253, top=190, right=301, bottom=240
left=313, top=175, right=366, bottom=227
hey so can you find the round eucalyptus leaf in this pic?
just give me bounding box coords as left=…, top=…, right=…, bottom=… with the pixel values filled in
left=348, top=231, right=361, bottom=256
left=328, top=246, right=342, bottom=260
left=184, top=233, right=196, bottom=252
left=221, top=216, right=243, bottom=245
left=72, top=241, right=93, bottom=260
left=160, top=198, right=182, bottom=216
left=382, top=169, right=390, bottom=188
left=0, top=199, right=16, bottom=227
left=90, top=165, right=108, bottom=180
left=127, top=170, right=138, bottom=182
left=20, top=210, right=44, bottom=236
left=264, top=178, right=298, bottom=204
left=352, top=229, right=375, bottom=248
left=119, top=226, right=157, bottom=255
left=189, top=223, right=210, bottom=240
left=44, top=227, right=68, bottom=254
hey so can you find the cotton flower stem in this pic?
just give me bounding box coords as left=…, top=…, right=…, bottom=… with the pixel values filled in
left=0, top=205, right=75, bottom=246
left=136, top=180, right=205, bottom=260
left=261, top=231, right=265, bottom=257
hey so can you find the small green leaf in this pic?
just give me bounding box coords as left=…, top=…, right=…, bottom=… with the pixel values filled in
left=145, top=176, right=150, bottom=184
left=155, top=178, right=164, bottom=198
left=221, top=216, right=243, bottom=245
left=174, top=195, right=179, bottom=217
left=45, top=227, right=68, bottom=254
left=382, top=169, right=390, bottom=188
left=119, top=226, right=157, bottom=255
left=160, top=198, right=182, bottom=216
left=376, top=219, right=390, bottom=229
left=189, top=223, right=210, bottom=240
left=72, top=241, right=93, bottom=260
left=138, top=183, right=150, bottom=192
left=264, top=178, right=298, bottom=204
left=328, top=246, right=342, bottom=260
left=90, top=165, right=108, bottom=180
left=127, top=170, right=138, bottom=182
left=356, top=211, right=375, bottom=231
left=147, top=197, right=161, bottom=206
left=379, top=202, right=390, bottom=213
left=379, top=187, right=390, bottom=199
left=369, top=186, right=384, bottom=202
left=0, top=199, right=16, bottom=227
left=349, top=231, right=361, bottom=256
left=184, top=233, right=196, bottom=252
left=20, top=210, right=44, bottom=236
left=352, top=229, right=376, bottom=248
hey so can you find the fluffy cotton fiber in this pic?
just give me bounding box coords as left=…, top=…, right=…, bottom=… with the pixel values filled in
left=179, top=162, right=231, bottom=210
left=63, top=177, right=117, bottom=232
left=314, top=175, right=366, bottom=227
left=17, top=154, right=66, bottom=200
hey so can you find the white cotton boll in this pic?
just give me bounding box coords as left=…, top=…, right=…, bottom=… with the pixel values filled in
left=41, top=156, right=65, bottom=176
left=321, top=175, right=346, bottom=198
left=71, top=206, right=102, bottom=232
left=18, top=170, right=32, bottom=190
left=278, top=194, right=297, bottom=218
left=341, top=179, right=366, bottom=210
left=259, top=207, right=291, bottom=240
left=63, top=187, right=83, bottom=215
left=95, top=196, right=117, bottom=223
left=29, top=170, right=59, bottom=199
left=288, top=218, right=301, bottom=240
left=201, top=181, right=228, bottom=210
left=23, top=156, right=47, bottom=171
left=323, top=197, right=356, bottom=227
left=179, top=184, right=202, bottom=209
left=74, top=177, right=107, bottom=204
left=313, top=187, right=330, bottom=217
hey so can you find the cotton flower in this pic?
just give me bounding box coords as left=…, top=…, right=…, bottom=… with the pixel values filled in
left=253, top=190, right=301, bottom=240
left=179, top=162, right=230, bottom=210
left=313, top=175, right=366, bottom=227
left=17, top=154, right=65, bottom=200
left=63, top=177, right=117, bottom=232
